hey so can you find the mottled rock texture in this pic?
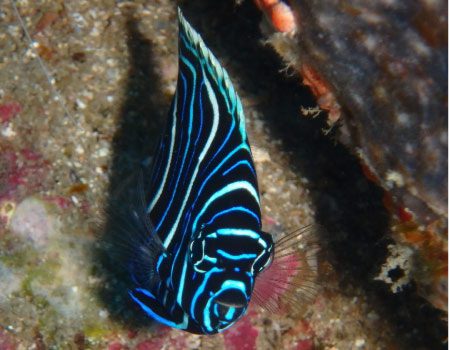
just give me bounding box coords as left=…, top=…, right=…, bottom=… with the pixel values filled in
left=261, top=0, right=448, bottom=315
left=287, top=0, right=447, bottom=227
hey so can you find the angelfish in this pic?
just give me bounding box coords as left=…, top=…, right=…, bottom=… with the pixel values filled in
left=127, top=8, right=317, bottom=334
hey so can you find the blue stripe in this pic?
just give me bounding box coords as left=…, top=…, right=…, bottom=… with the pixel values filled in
left=217, top=249, right=257, bottom=260
left=155, top=55, right=196, bottom=231
left=222, top=159, right=256, bottom=177
left=205, top=206, right=261, bottom=226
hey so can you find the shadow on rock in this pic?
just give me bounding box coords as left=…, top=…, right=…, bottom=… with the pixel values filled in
left=181, top=1, right=446, bottom=348
left=93, top=13, right=167, bottom=328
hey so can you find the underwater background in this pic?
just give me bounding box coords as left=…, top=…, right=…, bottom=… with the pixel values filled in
left=0, top=0, right=447, bottom=349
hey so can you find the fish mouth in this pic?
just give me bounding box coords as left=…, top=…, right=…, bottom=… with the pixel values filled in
left=215, top=289, right=247, bottom=309
left=214, top=301, right=246, bottom=324
left=215, top=300, right=246, bottom=308
left=209, top=280, right=251, bottom=326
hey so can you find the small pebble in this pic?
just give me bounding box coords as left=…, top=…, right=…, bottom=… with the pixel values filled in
left=354, top=338, right=365, bottom=349
left=10, top=197, right=59, bottom=247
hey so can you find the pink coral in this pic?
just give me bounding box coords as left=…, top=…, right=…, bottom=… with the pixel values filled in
left=296, top=339, right=314, bottom=350
left=0, top=147, right=48, bottom=201
left=108, top=341, right=128, bottom=350
left=0, top=102, right=21, bottom=124
left=223, top=311, right=258, bottom=350
left=135, top=338, right=165, bottom=350
left=134, top=327, right=171, bottom=350
left=0, top=329, right=17, bottom=350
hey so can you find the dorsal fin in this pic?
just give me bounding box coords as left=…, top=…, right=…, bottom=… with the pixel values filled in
left=177, top=8, right=247, bottom=140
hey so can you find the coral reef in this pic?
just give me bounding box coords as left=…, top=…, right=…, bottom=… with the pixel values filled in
left=0, top=0, right=446, bottom=348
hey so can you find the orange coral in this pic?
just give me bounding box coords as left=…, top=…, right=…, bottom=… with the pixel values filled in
left=391, top=212, right=448, bottom=311
left=254, top=0, right=297, bottom=33
left=300, top=64, right=341, bottom=124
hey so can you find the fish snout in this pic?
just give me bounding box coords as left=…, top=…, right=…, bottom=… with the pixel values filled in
left=215, top=288, right=247, bottom=308
left=214, top=287, right=248, bottom=324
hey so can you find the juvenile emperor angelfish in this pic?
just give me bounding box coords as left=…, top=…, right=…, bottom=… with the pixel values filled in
left=128, top=8, right=274, bottom=334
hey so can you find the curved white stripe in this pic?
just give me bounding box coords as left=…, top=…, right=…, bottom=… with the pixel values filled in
left=147, top=92, right=178, bottom=212
left=164, top=74, right=219, bottom=248
left=191, top=181, right=260, bottom=235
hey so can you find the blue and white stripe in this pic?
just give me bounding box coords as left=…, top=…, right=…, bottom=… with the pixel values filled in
left=129, top=8, right=274, bottom=334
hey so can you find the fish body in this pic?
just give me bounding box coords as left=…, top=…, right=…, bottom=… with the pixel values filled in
left=129, top=9, right=274, bottom=334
